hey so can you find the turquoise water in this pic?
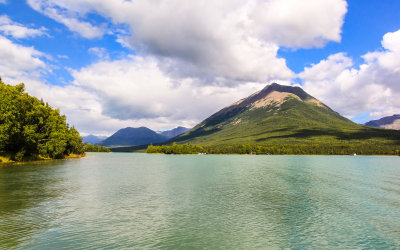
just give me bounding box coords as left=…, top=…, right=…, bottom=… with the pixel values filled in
left=1, top=153, right=399, bottom=249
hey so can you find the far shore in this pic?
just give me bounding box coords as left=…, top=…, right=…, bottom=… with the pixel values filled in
left=145, top=152, right=400, bottom=157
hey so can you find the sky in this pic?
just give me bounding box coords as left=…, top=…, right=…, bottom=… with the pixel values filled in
left=1, top=0, right=400, bottom=136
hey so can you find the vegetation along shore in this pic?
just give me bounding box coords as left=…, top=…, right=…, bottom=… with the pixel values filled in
left=0, top=79, right=108, bottom=163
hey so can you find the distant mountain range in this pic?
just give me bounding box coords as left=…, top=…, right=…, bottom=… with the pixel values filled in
left=365, top=115, right=400, bottom=130
left=158, top=126, right=190, bottom=138
left=169, top=83, right=400, bottom=146
left=96, top=126, right=189, bottom=147
left=82, top=135, right=108, bottom=144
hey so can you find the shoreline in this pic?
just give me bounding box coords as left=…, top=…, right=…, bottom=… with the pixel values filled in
left=0, top=154, right=86, bottom=166
left=146, top=153, right=400, bottom=157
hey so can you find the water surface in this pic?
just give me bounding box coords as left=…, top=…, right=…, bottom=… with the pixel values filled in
left=1, top=153, right=399, bottom=249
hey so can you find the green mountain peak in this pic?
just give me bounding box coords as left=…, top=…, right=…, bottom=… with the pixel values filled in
left=211, top=83, right=329, bottom=121
left=171, top=83, right=400, bottom=147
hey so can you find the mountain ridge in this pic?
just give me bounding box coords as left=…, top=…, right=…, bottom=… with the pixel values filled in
left=82, top=134, right=108, bottom=145
left=99, top=127, right=167, bottom=146
left=170, top=83, right=400, bottom=147
left=365, top=114, right=400, bottom=130
left=159, top=126, right=190, bottom=139
left=99, top=126, right=190, bottom=147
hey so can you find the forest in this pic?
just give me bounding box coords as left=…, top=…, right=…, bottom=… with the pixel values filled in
left=0, top=79, right=85, bottom=161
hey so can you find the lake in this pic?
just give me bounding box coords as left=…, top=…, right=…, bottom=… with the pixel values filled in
left=1, top=153, right=399, bottom=249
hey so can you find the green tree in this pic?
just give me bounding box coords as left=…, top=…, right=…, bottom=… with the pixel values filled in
left=0, top=79, right=85, bottom=161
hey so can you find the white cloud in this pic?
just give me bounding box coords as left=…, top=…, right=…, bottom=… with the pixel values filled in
left=0, top=35, right=103, bottom=135
left=252, top=0, right=347, bottom=48
left=300, top=53, right=353, bottom=81
left=70, top=56, right=267, bottom=132
left=107, top=0, right=346, bottom=83
left=0, top=0, right=6, bottom=4
left=27, top=0, right=105, bottom=39
left=17, top=0, right=371, bottom=134
left=0, top=33, right=267, bottom=135
left=0, top=35, right=46, bottom=79
left=0, top=35, right=116, bottom=135
left=0, top=15, right=48, bottom=39
left=26, top=0, right=347, bottom=84
left=381, top=30, right=400, bottom=52
left=24, top=80, right=122, bottom=136
left=300, top=29, right=400, bottom=120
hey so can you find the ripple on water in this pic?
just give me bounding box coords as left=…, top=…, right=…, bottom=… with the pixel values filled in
left=0, top=154, right=400, bottom=249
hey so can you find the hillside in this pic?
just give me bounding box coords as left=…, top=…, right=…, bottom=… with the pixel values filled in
left=159, top=126, right=190, bottom=139
left=83, top=134, right=107, bottom=144
left=105, top=126, right=190, bottom=150
left=99, top=127, right=168, bottom=146
left=365, top=115, right=400, bottom=130
left=170, top=83, right=400, bottom=149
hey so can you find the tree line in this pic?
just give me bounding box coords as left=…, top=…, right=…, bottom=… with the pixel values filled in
left=83, top=143, right=111, bottom=152
left=147, top=143, right=206, bottom=154
left=147, top=143, right=400, bottom=155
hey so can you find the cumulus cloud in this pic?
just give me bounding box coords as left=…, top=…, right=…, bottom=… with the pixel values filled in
left=300, top=29, right=400, bottom=119
left=0, top=35, right=46, bottom=80
left=6, top=56, right=270, bottom=136
left=71, top=56, right=267, bottom=125
left=252, top=0, right=347, bottom=48
left=26, top=0, right=347, bottom=84
left=27, top=0, right=105, bottom=39
left=22, top=80, right=130, bottom=136
left=0, top=35, right=123, bottom=135
left=17, top=0, right=364, bottom=134
left=5, top=72, right=135, bottom=136
left=0, top=34, right=267, bottom=135
left=0, top=15, right=48, bottom=39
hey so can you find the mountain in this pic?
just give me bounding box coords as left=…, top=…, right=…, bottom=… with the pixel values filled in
left=171, top=83, right=400, bottom=146
left=365, top=115, right=400, bottom=130
left=99, top=127, right=168, bottom=146
left=82, top=135, right=107, bottom=145
left=159, top=126, right=190, bottom=139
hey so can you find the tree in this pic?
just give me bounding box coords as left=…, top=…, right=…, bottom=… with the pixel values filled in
left=0, top=80, right=84, bottom=161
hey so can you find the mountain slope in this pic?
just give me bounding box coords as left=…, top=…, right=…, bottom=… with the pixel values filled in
left=172, top=83, right=400, bottom=146
left=365, top=115, right=400, bottom=130
left=99, top=127, right=168, bottom=146
left=159, top=126, right=190, bottom=139
left=82, top=135, right=107, bottom=145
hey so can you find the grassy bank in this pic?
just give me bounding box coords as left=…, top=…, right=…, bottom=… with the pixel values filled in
left=0, top=153, right=86, bottom=165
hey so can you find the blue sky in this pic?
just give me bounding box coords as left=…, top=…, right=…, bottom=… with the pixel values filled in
left=1, top=0, right=400, bottom=135
left=1, top=0, right=131, bottom=85
left=280, top=0, right=400, bottom=73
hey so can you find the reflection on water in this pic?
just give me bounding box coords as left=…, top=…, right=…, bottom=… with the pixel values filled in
left=0, top=160, right=69, bottom=248
left=0, top=154, right=399, bottom=249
